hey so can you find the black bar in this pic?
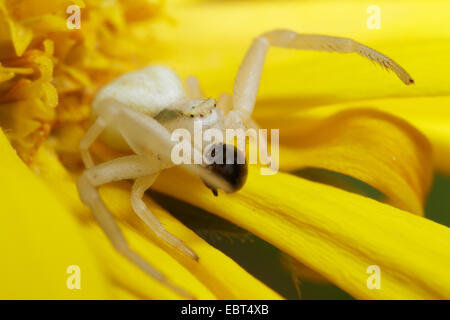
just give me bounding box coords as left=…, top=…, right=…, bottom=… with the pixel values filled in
left=0, top=300, right=448, bottom=318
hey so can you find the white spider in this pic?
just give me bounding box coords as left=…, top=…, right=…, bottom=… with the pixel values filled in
left=77, top=29, right=413, bottom=297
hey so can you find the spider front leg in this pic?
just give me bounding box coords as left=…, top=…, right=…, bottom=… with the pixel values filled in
left=230, top=29, right=414, bottom=123
left=77, top=155, right=194, bottom=298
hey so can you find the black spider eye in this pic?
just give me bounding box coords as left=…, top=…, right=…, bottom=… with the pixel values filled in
left=202, top=143, right=248, bottom=196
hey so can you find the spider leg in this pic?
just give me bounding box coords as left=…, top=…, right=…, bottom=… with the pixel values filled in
left=185, top=75, right=205, bottom=99
left=217, top=93, right=233, bottom=114
left=80, top=117, right=107, bottom=168
left=245, top=117, right=271, bottom=165
left=131, top=175, right=199, bottom=260
left=232, top=29, right=414, bottom=121
left=77, top=154, right=194, bottom=298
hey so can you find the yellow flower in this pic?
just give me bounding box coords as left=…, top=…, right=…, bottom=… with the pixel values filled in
left=0, top=0, right=449, bottom=299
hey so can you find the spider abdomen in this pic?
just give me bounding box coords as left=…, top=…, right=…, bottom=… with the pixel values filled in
left=93, top=65, right=186, bottom=117
left=91, top=65, right=187, bottom=150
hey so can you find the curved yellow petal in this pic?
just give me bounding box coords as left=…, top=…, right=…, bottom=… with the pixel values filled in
left=154, top=166, right=450, bottom=299
left=257, top=95, right=450, bottom=174
left=27, top=137, right=282, bottom=299
left=259, top=108, right=433, bottom=215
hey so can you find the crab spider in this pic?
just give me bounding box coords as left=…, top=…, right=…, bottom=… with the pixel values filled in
left=77, top=29, right=413, bottom=297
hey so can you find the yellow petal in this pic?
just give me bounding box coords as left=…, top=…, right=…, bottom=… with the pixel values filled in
left=25, top=136, right=282, bottom=299
left=258, top=95, right=450, bottom=174
left=0, top=130, right=109, bottom=299
left=258, top=108, right=433, bottom=215
left=150, top=0, right=450, bottom=101
left=154, top=166, right=450, bottom=299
